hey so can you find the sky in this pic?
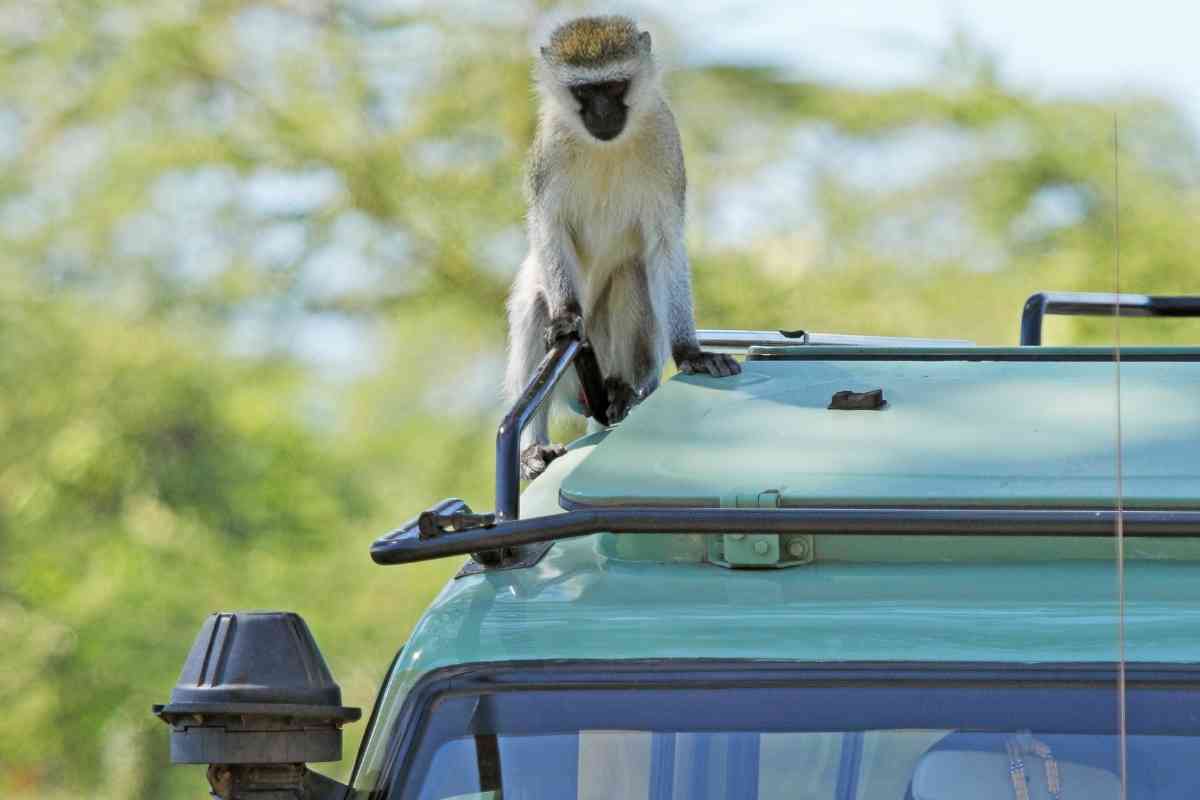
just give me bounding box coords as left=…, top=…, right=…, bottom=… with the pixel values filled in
left=643, top=0, right=1198, bottom=132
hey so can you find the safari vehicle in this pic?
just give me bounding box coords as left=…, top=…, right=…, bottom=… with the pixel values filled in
left=154, top=292, right=1200, bottom=799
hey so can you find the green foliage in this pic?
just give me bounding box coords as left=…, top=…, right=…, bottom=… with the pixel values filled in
left=1, top=2, right=1197, bottom=798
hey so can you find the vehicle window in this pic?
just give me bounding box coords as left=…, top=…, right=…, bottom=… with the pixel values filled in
left=412, top=729, right=1200, bottom=799
left=374, top=674, right=1200, bottom=800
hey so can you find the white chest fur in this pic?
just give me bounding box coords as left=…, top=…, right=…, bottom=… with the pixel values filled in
left=553, top=137, right=673, bottom=284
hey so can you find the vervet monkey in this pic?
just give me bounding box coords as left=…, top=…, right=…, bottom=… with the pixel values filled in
left=506, top=15, right=740, bottom=480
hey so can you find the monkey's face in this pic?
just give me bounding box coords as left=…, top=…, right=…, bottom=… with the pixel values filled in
left=536, top=44, right=657, bottom=146
left=569, top=80, right=629, bottom=142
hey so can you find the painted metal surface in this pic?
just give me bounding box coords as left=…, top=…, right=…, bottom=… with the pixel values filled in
left=562, top=354, right=1200, bottom=510
left=354, top=444, right=1200, bottom=787
left=354, top=349, right=1200, bottom=787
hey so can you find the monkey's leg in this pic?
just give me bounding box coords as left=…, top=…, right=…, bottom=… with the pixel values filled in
left=648, top=235, right=739, bottom=381
left=591, top=264, right=663, bottom=424
left=652, top=239, right=742, bottom=379
left=673, top=346, right=741, bottom=378
left=601, top=376, right=639, bottom=424
left=506, top=287, right=570, bottom=480
left=542, top=310, right=584, bottom=350
left=520, top=441, right=567, bottom=482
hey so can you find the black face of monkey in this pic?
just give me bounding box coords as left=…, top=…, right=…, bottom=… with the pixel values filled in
left=570, top=80, right=629, bottom=141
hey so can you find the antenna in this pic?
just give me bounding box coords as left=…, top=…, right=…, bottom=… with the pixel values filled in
left=1112, top=113, right=1128, bottom=800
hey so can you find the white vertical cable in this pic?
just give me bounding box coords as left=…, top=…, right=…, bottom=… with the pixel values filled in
left=1112, top=114, right=1128, bottom=800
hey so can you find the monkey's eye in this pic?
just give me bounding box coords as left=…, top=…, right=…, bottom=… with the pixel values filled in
left=569, top=82, right=629, bottom=105
left=600, top=80, right=629, bottom=98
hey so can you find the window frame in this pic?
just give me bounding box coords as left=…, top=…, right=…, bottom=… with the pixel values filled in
left=353, top=659, right=1200, bottom=799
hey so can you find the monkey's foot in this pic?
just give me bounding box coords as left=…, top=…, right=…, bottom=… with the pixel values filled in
left=543, top=313, right=584, bottom=350
left=604, top=377, right=641, bottom=424
left=676, top=349, right=742, bottom=378
left=520, top=443, right=567, bottom=481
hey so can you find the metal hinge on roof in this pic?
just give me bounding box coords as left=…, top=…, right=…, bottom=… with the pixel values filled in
left=708, top=491, right=814, bottom=569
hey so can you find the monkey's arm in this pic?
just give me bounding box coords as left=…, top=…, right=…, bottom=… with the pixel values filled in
left=530, top=210, right=585, bottom=329
left=507, top=214, right=585, bottom=481
left=659, top=239, right=741, bottom=378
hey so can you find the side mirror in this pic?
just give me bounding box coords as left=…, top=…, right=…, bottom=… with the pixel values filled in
left=153, top=612, right=360, bottom=799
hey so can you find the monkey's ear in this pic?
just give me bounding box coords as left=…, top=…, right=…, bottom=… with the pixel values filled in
left=639, top=31, right=652, bottom=52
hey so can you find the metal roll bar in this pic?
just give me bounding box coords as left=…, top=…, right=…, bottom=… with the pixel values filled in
left=372, top=310, right=1200, bottom=570
left=1020, top=292, right=1200, bottom=346
left=371, top=505, right=1200, bottom=565
left=480, top=330, right=607, bottom=565
left=495, top=333, right=607, bottom=523
left=699, top=330, right=974, bottom=348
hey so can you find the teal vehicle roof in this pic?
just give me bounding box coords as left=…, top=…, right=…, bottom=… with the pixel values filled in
left=357, top=441, right=1200, bottom=786
left=354, top=347, right=1200, bottom=786
left=562, top=348, right=1200, bottom=510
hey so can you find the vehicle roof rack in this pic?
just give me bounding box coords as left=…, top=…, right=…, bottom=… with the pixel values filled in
left=372, top=297, right=1200, bottom=569
left=372, top=502, right=1200, bottom=566
left=698, top=330, right=975, bottom=349
left=1020, top=292, right=1200, bottom=346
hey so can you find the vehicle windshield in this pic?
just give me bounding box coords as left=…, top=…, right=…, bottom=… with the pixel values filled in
left=369, top=665, right=1200, bottom=800
left=418, top=731, right=1183, bottom=800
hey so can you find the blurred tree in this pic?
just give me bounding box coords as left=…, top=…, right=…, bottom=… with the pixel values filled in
left=0, top=1, right=1197, bottom=798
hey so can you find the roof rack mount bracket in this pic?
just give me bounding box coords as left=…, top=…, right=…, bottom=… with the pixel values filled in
left=708, top=492, right=814, bottom=569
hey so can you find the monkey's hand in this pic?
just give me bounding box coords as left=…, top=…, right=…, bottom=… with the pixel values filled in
left=603, top=377, right=642, bottom=425
left=543, top=313, right=584, bottom=350
left=520, top=442, right=567, bottom=481
left=675, top=348, right=742, bottom=378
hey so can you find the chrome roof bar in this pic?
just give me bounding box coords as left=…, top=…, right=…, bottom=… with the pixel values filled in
left=372, top=502, right=1200, bottom=565
left=699, top=329, right=974, bottom=349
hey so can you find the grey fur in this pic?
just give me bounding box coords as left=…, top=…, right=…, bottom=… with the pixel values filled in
left=506, top=17, right=739, bottom=479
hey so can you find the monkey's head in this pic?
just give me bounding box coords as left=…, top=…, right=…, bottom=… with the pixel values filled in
left=537, top=15, right=658, bottom=145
